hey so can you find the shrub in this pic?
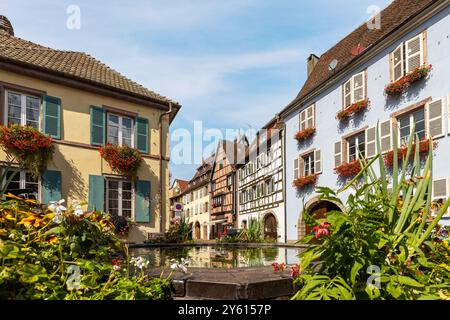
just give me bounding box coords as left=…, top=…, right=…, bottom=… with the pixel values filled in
left=0, top=125, right=54, bottom=178
left=384, top=65, right=432, bottom=96
left=336, top=99, right=369, bottom=121
left=294, top=128, right=316, bottom=142
left=99, top=144, right=142, bottom=177
left=293, top=174, right=318, bottom=189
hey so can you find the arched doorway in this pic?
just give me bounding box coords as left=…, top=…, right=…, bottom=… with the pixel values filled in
left=194, top=222, right=201, bottom=240
left=298, top=199, right=343, bottom=240
left=263, top=213, right=277, bottom=239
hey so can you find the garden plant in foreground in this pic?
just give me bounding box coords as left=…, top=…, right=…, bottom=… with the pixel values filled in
left=293, top=127, right=450, bottom=300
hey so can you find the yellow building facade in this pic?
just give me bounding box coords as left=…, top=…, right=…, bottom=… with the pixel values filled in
left=0, top=16, right=180, bottom=243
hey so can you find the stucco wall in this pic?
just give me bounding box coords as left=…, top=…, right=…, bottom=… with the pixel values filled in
left=0, top=69, right=171, bottom=243
left=284, top=8, right=450, bottom=241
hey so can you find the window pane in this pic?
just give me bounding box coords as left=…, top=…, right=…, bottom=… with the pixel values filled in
left=122, top=182, right=132, bottom=191
left=5, top=171, right=20, bottom=192
left=122, top=118, right=132, bottom=129
left=122, top=210, right=132, bottom=219
left=108, top=180, right=119, bottom=190
left=108, top=115, right=119, bottom=125
left=122, top=138, right=132, bottom=147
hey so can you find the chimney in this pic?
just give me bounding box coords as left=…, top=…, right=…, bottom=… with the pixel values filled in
left=307, top=54, right=319, bottom=77
left=0, top=15, right=14, bottom=36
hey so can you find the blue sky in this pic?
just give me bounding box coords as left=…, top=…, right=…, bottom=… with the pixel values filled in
left=1, top=0, right=391, bottom=181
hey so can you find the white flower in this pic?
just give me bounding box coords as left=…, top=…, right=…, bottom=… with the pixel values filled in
left=9, top=232, right=15, bottom=239
left=170, top=258, right=190, bottom=273
left=72, top=201, right=84, bottom=217
left=48, top=199, right=67, bottom=214
left=21, top=235, right=27, bottom=242
left=113, top=265, right=121, bottom=271
left=130, top=256, right=149, bottom=270
left=52, top=214, right=64, bottom=225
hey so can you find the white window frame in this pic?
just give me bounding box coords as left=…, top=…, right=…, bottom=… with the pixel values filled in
left=1, top=169, right=41, bottom=201
left=405, top=34, right=424, bottom=74
left=432, top=177, right=450, bottom=218
left=342, top=71, right=366, bottom=108
left=397, top=108, right=426, bottom=145
left=302, top=152, right=315, bottom=177
left=390, top=32, right=426, bottom=81
left=299, top=104, right=315, bottom=131
left=391, top=44, right=404, bottom=82
left=347, top=132, right=366, bottom=162
left=107, top=113, right=135, bottom=147
left=105, top=178, right=135, bottom=220
left=4, top=90, right=41, bottom=130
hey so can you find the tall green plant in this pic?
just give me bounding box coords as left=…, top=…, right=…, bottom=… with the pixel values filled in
left=237, top=218, right=263, bottom=242
left=293, top=126, right=450, bottom=300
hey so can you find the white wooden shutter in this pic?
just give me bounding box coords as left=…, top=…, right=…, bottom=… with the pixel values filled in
left=293, top=158, right=299, bottom=180
left=307, top=104, right=315, bottom=129
left=343, top=79, right=352, bottom=108
left=379, top=119, right=393, bottom=153
left=314, top=149, right=322, bottom=174
left=365, top=126, right=377, bottom=158
left=353, top=72, right=365, bottom=102
left=334, top=141, right=342, bottom=167
left=426, top=98, right=444, bottom=138
left=299, top=110, right=306, bottom=131
left=405, top=34, right=423, bottom=73
left=432, top=178, right=449, bottom=217
left=392, top=44, right=404, bottom=81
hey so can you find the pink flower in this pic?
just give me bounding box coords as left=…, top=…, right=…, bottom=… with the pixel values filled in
left=290, top=265, right=301, bottom=278
left=312, top=222, right=331, bottom=240
left=272, top=262, right=279, bottom=271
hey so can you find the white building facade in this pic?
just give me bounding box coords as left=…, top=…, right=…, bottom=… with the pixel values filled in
left=277, top=0, right=450, bottom=242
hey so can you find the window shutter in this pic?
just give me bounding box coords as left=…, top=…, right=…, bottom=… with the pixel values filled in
left=307, top=105, right=315, bottom=128
left=90, top=106, right=105, bottom=146
left=433, top=178, right=448, bottom=199
left=314, top=149, right=322, bottom=174
left=299, top=110, right=306, bottom=130
left=392, top=44, right=404, bottom=81
left=405, top=34, right=423, bottom=73
left=42, top=170, right=62, bottom=204
left=136, top=117, right=149, bottom=153
left=343, top=79, right=352, bottom=108
left=426, top=98, right=444, bottom=138
left=334, top=141, right=342, bottom=167
left=293, top=158, right=299, bottom=180
left=353, top=72, right=365, bottom=102
left=43, top=96, right=61, bottom=139
left=88, top=175, right=104, bottom=211
left=366, top=126, right=377, bottom=158
left=135, top=180, right=151, bottom=223
left=379, top=119, right=392, bottom=153
left=299, top=156, right=305, bottom=178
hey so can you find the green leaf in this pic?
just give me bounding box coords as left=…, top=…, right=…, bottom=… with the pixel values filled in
left=350, top=259, right=364, bottom=285
left=0, top=243, right=20, bottom=259
left=397, top=275, right=424, bottom=288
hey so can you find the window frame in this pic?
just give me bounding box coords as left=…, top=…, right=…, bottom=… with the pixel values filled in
left=106, top=113, right=135, bottom=147
left=346, top=131, right=366, bottom=162
left=302, top=152, right=315, bottom=177
left=299, top=104, right=315, bottom=131
left=4, top=90, right=42, bottom=130
left=396, top=107, right=426, bottom=145
left=105, top=178, right=135, bottom=220
left=390, top=32, right=426, bottom=82
left=342, top=71, right=366, bottom=108
left=1, top=169, right=41, bottom=201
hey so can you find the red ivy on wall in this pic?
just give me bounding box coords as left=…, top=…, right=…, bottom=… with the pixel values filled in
left=334, top=160, right=362, bottom=178
left=294, top=127, right=316, bottom=142
left=384, top=139, right=438, bottom=167
left=99, top=144, right=142, bottom=177
left=336, top=99, right=369, bottom=121
left=293, top=174, right=318, bottom=189
left=384, top=64, right=432, bottom=96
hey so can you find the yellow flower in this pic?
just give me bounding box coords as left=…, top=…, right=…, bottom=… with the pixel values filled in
left=46, top=236, right=58, bottom=244
left=4, top=193, right=23, bottom=200
left=18, top=213, right=45, bottom=228
left=0, top=228, right=7, bottom=236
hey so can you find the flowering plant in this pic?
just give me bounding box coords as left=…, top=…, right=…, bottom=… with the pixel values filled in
left=293, top=174, right=318, bottom=189
left=334, top=160, right=362, bottom=178
left=336, top=99, right=369, bottom=121
left=272, top=262, right=302, bottom=278
left=384, top=139, right=438, bottom=167
left=99, top=144, right=142, bottom=177
left=312, top=222, right=331, bottom=240
left=0, top=125, right=54, bottom=178
left=294, top=128, right=316, bottom=142
left=272, top=262, right=286, bottom=271
left=384, top=65, right=432, bottom=96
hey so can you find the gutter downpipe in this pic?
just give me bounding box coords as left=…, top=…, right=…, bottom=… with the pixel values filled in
left=280, top=116, right=288, bottom=243
left=159, top=102, right=172, bottom=235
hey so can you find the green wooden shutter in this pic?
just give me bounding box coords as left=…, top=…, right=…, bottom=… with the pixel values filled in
left=43, top=96, right=61, bottom=139
left=90, top=106, right=105, bottom=146
left=136, top=117, right=149, bottom=153
left=88, top=175, right=104, bottom=211
left=42, top=170, right=62, bottom=204
left=135, top=180, right=151, bottom=223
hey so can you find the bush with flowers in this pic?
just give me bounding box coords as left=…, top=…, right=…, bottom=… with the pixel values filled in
left=99, top=144, right=143, bottom=177
left=384, top=138, right=438, bottom=167
left=334, top=160, right=362, bottom=178
left=384, top=65, right=432, bottom=97
left=294, top=128, right=316, bottom=142
left=293, top=174, right=318, bottom=189
left=0, top=125, right=54, bottom=178
left=0, top=181, right=171, bottom=299
left=336, top=99, right=369, bottom=121
left=292, top=134, right=450, bottom=300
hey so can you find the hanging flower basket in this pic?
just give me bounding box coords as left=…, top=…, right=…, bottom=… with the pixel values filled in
left=0, top=125, right=54, bottom=178
left=384, top=139, right=438, bottom=167
left=334, top=160, right=362, bottom=178
left=99, top=144, right=142, bottom=177
left=293, top=174, right=318, bottom=189
left=294, top=128, right=316, bottom=142
left=336, top=99, right=369, bottom=121
left=384, top=64, right=432, bottom=96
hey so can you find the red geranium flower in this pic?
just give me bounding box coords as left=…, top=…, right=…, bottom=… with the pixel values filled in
left=312, top=222, right=331, bottom=240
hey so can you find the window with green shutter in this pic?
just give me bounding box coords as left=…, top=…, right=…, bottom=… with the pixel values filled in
left=42, top=170, right=62, bottom=204
left=43, top=96, right=61, bottom=139
left=90, top=106, right=105, bottom=146
left=88, top=175, right=104, bottom=211
left=135, top=180, right=151, bottom=223
left=136, top=117, right=149, bottom=153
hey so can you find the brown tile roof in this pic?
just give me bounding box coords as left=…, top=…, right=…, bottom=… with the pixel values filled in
left=289, top=0, right=435, bottom=109
left=0, top=33, right=178, bottom=106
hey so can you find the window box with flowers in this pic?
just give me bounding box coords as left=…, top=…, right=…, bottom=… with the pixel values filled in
left=336, top=99, right=370, bottom=121
left=0, top=125, right=54, bottom=178
left=293, top=174, right=318, bottom=189
left=99, top=144, right=143, bottom=177
left=334, top=160, right=362, bottom=178
left=384, top=138, right=438, bottom=167
left=294, top=127, right=316, bottom=142
left=384, top=65, right=432, bottom=97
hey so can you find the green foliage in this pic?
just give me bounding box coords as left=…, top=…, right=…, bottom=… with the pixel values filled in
left=293, top=128, right=450, bottom=300
left=236, top=218, right=264, bottom=243
left=0, top=194, right=171, bottom=300
left=150, top=217, right=193, bottom=244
